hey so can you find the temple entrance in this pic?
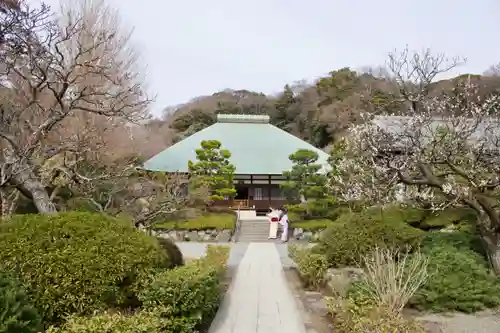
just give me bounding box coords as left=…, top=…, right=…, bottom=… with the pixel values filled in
left=235, top=185, right=249, bottom=200
left=232, top=185, right=250, bottom=208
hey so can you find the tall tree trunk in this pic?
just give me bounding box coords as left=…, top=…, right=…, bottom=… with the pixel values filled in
left=11, top=168, right=57, bottom=213
left=477, top=217, right=500, bottom=276
left=488, top=244, right=500, bottom=276
left=0, top=188, right=9, bottom=219
left=482, top=234, right=500, bottom=275
left=0, top=187, right=19, bottom=219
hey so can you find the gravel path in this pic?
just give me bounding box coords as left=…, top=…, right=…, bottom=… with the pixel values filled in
left=417, top=311, right=500, bottom=333
left=175, top=241, right=297, bottom=268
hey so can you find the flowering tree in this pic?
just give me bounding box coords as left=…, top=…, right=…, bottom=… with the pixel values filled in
left=332, top=48, right=500, bottom=274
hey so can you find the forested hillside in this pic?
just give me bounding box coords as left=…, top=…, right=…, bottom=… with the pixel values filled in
left=154, top=60, right=500, bottom=153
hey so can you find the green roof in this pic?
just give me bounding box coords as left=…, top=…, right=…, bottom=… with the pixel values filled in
left=143, top=114, right=330, bottom=174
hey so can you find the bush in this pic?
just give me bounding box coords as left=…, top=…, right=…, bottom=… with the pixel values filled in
left=138, top=245, right=229, bottom=332
left=205, top=244, right=231, bottom=276
left=0, top=212, right=168, bottom=324
left=291, top=219, right=331, bottom=230
left=286, top=202, right=351, bottom=222
left=315, top=208, right=423, bottom=267
left=410, top=207, right=477, bottom=230
left=350, top=247, right=428, bottom=313
left=326, top=297, right=425, bottom=333
left=289, top=244, right=328, bottom=290
left=153, top=213, right=236, bottom=230
left=156, top=238, right=184, bottom=268
left=0, top=270, right=42, bottom=333
left=45, top=310, right=181, bottom=333
left=419, top=230, right=484, bottom=256
left=408, top=232, right=500, bottom=313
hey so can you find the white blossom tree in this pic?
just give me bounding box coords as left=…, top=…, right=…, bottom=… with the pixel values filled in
left=332, top=48, right=500, bottom=274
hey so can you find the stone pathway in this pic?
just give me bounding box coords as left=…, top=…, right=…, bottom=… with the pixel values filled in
left=176, top=242, right=307, bottom=333
left=208, top=242, right=307, bottom=333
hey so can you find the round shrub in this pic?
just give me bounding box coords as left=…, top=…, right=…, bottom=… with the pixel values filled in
left=315, top=208, right=423, bottom=267
left=45, top=311, right=168, bottom=333
left=156, top=237, right=184, bottom=268
left=0, top=212, right=168, bottom=324
left=0, top=270, right=42, bottom=333
left=409, top=232, right=500, bottom=313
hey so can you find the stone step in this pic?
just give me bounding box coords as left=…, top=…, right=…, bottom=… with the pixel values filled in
left=238, top=210, right=257, bottom=219
left=240, top=223, right=271, bottom=228
left=240, top=229, right=268, bottom=233
left=237, top=236, right=275, bottom=241
left=239, top=229, right=269, bottom=234
left=236, top=218, right=285, bottom=243
left=238, top=233, right=269, bottom=237
left=240, top=225, right=269, bottom=230
left=240, top=228, right=269, bottom=233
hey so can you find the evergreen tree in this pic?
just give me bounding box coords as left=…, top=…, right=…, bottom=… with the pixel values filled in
left=281, top=149, right=334, bottom=219
left=188, top=140, right=236, bottom=201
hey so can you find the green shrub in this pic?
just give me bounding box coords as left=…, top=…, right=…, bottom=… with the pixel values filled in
left=45, top=311, right=173, bottom=333
left=0, top=212, right=168, bottom=324
left=411, top=207, right=477, bottom=230
left=368, top=205, right=427, bottom=226
left=326, top=297, right=425, bottom=333
left=287, top=202, right=350, bottom=222
left=287, top=211, right=300, bottom=223
left=0, top=270, right=42, bottom=333
left=315, top=209, right=423, bottom=267
left=153, top=213, right=236, bottom=230
left=289, top=244, right=328, bottom=290
left=291, top=219, right=332, bottom=230
left=138, top=245, right=229, bottom=332
left=420, top=230, right=485, bottom=257
left=205, top=244, right=231, bottom=276
left=408, top=232, right=500, bottom=313
left=156, top=238, right=185, bottom=268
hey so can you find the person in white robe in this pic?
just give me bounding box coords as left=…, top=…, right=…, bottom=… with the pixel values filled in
left=267, top=207, right=280, bottom=239
left=278, top=207, right=289, bottom=242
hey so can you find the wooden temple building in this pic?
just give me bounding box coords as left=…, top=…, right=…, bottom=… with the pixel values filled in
left=143, top=114, right=330, bottom=213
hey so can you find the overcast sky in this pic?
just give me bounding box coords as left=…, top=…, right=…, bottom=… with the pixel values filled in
left=31, top=0, right=500, bottom=116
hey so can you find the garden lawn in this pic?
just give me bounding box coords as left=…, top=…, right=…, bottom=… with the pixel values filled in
left=153, top=213, right=236, bottom=231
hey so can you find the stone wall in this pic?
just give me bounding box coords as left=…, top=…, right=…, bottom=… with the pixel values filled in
left=151, top=229, right=233, bottom=242
left=291, top=228, right=325, bottom=242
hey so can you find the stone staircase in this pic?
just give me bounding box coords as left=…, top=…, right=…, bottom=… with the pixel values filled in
left=237, top=216, right=276, bottom=242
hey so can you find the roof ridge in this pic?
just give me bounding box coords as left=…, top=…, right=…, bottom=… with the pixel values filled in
left=217, top=114, right=269, bottom=124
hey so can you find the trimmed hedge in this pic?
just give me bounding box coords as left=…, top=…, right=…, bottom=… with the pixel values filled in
left=47, top=245, right=230, bottom=333
left=0, top=212, right=168, bottom=324
left=153, top=213, right=236, bottom=230
left=408, top=232, right=500, bottom=313
left=405, top=206, right=478, bottom=231
left=45, top=311, right=167, bottom=333
left=314, top=207, right=423, bottom=267
left=0, top=270, right=42, bottom=333
left=157, top=238, right=185, bottom=268
left=138, top=245, right=230, bottom=332
left=291, top=219, right=332, bottom=230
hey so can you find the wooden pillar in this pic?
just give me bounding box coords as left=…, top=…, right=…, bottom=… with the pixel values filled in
left=268, top=175, right=271, bottom=208
left=249, top=175, right=253, bottom=207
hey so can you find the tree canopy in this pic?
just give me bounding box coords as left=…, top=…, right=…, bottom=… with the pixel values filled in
left=188, top=140, right=236, bottom=201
